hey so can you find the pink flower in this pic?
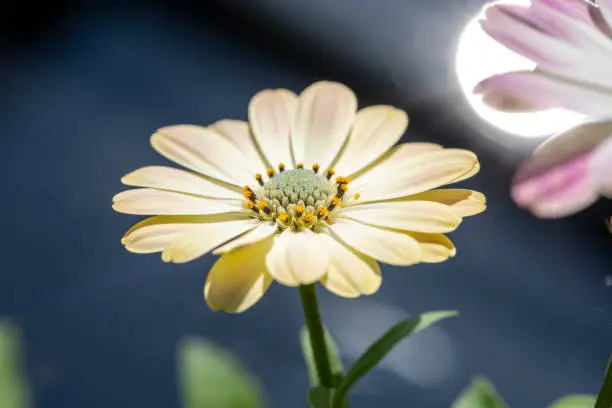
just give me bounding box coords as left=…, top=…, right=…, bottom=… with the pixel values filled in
left=475, top=0, right=612, bottom=218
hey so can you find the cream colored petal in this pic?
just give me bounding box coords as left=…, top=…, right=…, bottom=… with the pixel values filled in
left=161, top=219, right=259, bottom=263
left=327, top=218, right=422, bottom=266
left=211, top=119, right=267, bottom=174
left=338, top=201, right=461, bottom=233
left=121, top=166, right=238, bottom=199
left=204, top=236, right=274, bottom=313
left=350, top=147, right=478, bottom=204
left=398, top=189, right=487, bottom=217
left=332, top=106, right=408, bottom=177
left=112, top=188, right=242, bottom=215
left=292, top=81, right=357, bottom=170
left=248, top=89, right=297, bottom=168
left=151, top=125, right=253, bottom=187
left=265, top=229, right=330, bottom=286
left=407, top=232, right=456, bottom=263
left=213, top=223, right=278, bottom=254
left=452, top=161, right=480, bottom=183
left=319, top=234, right=382, bottom=298
left=121, top=213, right=251, bottom=253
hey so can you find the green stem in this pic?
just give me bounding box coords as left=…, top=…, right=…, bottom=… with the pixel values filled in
left=299, top=284, right=333, bottom=388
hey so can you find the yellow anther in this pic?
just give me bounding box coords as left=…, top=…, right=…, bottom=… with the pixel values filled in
left=278, top=163, right=285, bottom=172
left=325, top=219, right=333, bottom=225
left=339, top=184, right=349, bottom=192
left=244, top=201, right=255, bottom=209
left=243, top=185, right=250, bottom=192
left=336, top=176, right=351, bottom=184
left=243, top=190, right=253, bottom=200
left=255, top=173, right=264, bottom=186
left=330, top=197, right=340, bottom=206
left=277, top=213, right=289, bottom=223
left=353, top=193, right=361, bottom=200
left=266, top=168, right=275, bottom=177
left=303, top=213, right=313, bottom=222
left=257, top=200, right=268, bottom=210
left=297, top=163, right=304, bottom=169
left=296, top=205, right=305, bottom=215
left=326, top=168, right=335, bottom=180
left=312, top=163, right=320, bottom=173
left=318, top=208, right=329, bottom=218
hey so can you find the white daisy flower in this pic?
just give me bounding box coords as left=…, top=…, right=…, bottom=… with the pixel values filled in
left=113, top=81, right=485, bottom=313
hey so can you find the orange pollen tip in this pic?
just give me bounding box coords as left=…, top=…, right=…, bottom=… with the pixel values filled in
left=354, top=193, right=361, bottom=200
left=277, top=213, right=289, bottom=222
left=336, top=176, right=351, bottom=184
left=318, top=208, right=329, bottom=217
left=278, top=163, right=285, bottom=170
left=303, top=213, right=313, bottom=222
left=340, top=184, right=349, bottom=192
left=243, top=191, right=253, bottom=199
left=266, top=168, right=275, bottom=177
left=255, top=173, right=262, bottom=180
left=244, top=201, right=254, bottom=209
left=257, top=200, right=268, bottom=209
left=312, top=163, right=320, bottom=172
left=331, top=197, right=340, bottom=206
left=297, top=163, right=304, bottom=169
left=296, top=205, right=305, bottom=214
left=243, top=185, right=250, bottom=192
left=327, top=168, right=335, bottom=175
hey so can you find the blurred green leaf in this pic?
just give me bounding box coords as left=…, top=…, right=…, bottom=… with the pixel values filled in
left=0, top=321, right=31, bottom=408
left=549, top=395, right=597, bottom=408
left=451, top=376, right=507, bottom=408
left=307, top=386, right=334, bottom=408
left=300, top=327, right=344, bottom=387
left=596, top=355, right=612, bottom=408
left=331, top=310, right=458, bottom=408
left=178, top=337, right=265, bottom=408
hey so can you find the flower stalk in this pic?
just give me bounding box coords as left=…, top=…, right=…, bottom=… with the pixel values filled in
left=299, top=284, right=334, bottom=388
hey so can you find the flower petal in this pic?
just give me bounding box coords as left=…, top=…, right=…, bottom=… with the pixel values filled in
left=121, top=213, right=251, bottom=254
left=248, top=89, right=297, bottom=169
left=204, top=236, right=274, bottom=313
left=211, top=119, right=268, bottom=174
left=265, top=229, right=330, bottom=286
left=161, top=219, right=259, bottom=263
left=151, top=125, right=254, bottom=187
left=327, top=218, right=422, bottom=266
left=400, top=189, right=487, bottom=217
left=292, top=81, right=357, bottom=170
left=213, top=222, right=278, bottom=255
left=332, top=106, right=408, bottom=177
left=112, top=188, right=242, bottom=215
left=474, top=70, right=612, bottom=115
left=590, top=136, right=612, bottom=197
left=350, top=147, right=478, bottom=204
left=121, top=166, right=238, bottom=199
left=337, top=201, right=461, bottom=233
left=407, top=233, right=456, bottom=263
left=319, top=234, right=381, bottom=298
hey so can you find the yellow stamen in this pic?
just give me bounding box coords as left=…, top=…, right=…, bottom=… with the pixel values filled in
left=318, top=208, right=329, bottom=218
left=303, top=213, right=313, bottom=222
left=296, top=205, right=305, bottom=215
left=255, top=173, right=264, bottom=186
left=277, top=213, right=289, bottom=223
left=312, top=163, right=320, bottom=173
left=326, top=168, right=335, bottom=180
left=244, top=201, right=254, bottom=209
left=266, top=168, right=275, bottom=177
left=278, top=163, right=285, bottom=172
left=353, top=193, right=361, bottom=200
left=257, top=200, right=268, bottom=210
left=336, top=176, right=351, bottom=184
left=339, top=184, right=349, bottom=192
left=243, top=185, right=250, bottom=192
left=330, top=197, right=340, bottom=206
left=297, top=163, right=304, bottom=169
left=243, top=190, right=253, bottom=200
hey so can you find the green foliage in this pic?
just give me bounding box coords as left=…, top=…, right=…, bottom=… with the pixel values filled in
left=596, top=355, right=612, bottom=408
left=451, top=376, right=507, bottom=408
left=308, top=386, right=334, bottom=408
left=330, top=310, right=459, bottom=408
left=177, top=337, right=265, bottom=408
left=0, top=321, right=31, bottom=408
left=300, top=327, right=344, bottom=387
left=549, top=395, right=597, bottom=408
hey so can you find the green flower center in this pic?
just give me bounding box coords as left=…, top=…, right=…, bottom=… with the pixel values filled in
left=243, top=165, right=352, bottom=231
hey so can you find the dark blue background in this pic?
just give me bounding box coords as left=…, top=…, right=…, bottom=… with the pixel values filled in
left=1, top=1, right=611, bottom=407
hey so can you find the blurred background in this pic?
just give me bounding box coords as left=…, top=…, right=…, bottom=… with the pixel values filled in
left=1, top=0, right=611, bottom=407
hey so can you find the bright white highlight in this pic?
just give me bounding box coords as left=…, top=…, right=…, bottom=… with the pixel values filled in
left=455, top=1, right=584, bottom=138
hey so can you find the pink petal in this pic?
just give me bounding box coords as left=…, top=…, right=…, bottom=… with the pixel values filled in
left=590, top=136, right=612, bottom=197
left=474, top=71, right=612, bottom=115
